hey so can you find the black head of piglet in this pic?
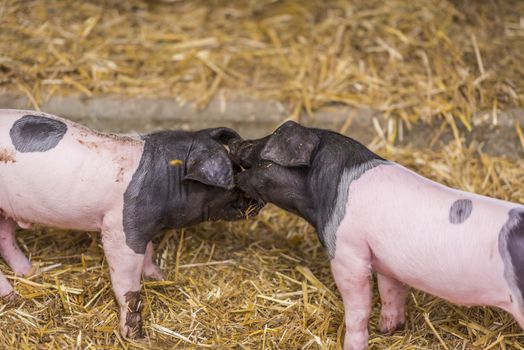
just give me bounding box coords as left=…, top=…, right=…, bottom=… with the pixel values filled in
left=229, top=122, right=319, bottom=222
left=123, top=127, right=263, bottom=254
left=229, top=121, right=382, bottom=246
left=176, top=127, right=264, bottom=222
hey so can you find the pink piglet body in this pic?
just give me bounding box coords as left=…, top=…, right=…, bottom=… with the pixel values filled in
left=337, top=163, right=511, bottom=308
left=331, top=162, right=521, bottom=349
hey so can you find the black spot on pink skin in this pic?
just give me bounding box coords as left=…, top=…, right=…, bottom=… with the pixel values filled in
left=10, top=115, right=67, bottom=153
left=449, top=199, right=472, bottom=224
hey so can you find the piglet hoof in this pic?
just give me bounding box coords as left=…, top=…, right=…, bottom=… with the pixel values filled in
left=23, top=265, right=40, bottom=278
left=123, top=312, right=143, bottom=339
left=1, top=292, right=23, bottom=308
left=10, top=261, right=33, bottom=278
left=143, top=264, right=165, bottom=281
left=376, top=314, right=405, bottom=334
left=122, top=291, right=143, bottom=339
left=344, top=330, right=369, bottom=350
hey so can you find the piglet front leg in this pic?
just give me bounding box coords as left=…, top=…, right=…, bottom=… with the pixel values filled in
left=0, top=218, right=32, bottom=276
left=332, top=246, right=372, bottom=350
left=102, top=220, right=145, bottom=338
left=0, top=218, right=30, bottom=306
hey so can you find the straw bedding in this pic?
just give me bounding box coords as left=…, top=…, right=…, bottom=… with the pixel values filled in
left=2, top=143, right=524, bottom=349
left=0, top=0, right=523, bottom=349
left=1, top=0, right=522, bottom=125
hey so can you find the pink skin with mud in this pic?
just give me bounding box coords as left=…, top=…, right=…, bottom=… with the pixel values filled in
left=0, top=109, right=259, bottom=338
left=231, top=121, right=524, bottom=350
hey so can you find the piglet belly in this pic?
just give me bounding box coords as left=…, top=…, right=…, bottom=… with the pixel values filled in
left=370, top=233, right=509, bottom=307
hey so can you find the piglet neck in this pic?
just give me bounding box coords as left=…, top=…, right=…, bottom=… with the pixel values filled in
left=298, top=207, right=320, bottom=232
left=307, top=133, right=385, bottom=257
left=123, top=132, right=189, bottom=252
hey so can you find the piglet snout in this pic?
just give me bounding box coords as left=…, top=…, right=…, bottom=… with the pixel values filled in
left=228, top=140, right=260, bottom=169
left=230, top=189, right=264, bottom=218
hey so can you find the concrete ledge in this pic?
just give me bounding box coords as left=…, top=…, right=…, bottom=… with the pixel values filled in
left=1, top=93, right=523, bottom=157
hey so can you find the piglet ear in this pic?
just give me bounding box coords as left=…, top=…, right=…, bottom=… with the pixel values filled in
left=184, top=147, right=235, bottom=189
left=261, top=121, right=320, bottom=167
left=207, top=127, right=242, bottom=145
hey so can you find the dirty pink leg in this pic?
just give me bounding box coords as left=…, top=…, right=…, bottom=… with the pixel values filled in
left=332, top=251, right=372, bottom=350
left=102, top=230, right=145, bottom=339
left=0, top=218, right=31, bottom=276
left=377, top=273, right=408, bottom=333
left=143, top=241, right=164, bottom=281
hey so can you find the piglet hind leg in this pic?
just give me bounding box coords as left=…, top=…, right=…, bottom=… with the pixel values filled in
left=102, top=229, right=145, bottom=339
left=332, top=252, right=373, bottom=350
left=0, top=218, right=32, bottom=276
left=142, top=241, right=164, bottom=281
left=376, top=273, right=408, bottom=334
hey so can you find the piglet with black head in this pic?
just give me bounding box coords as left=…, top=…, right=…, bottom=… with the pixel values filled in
left=0, top=109, right=262, bottom=339
left=230, top=120, right=524, bottom=350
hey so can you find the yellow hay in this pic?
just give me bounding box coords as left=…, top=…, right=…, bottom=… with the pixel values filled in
left=0, top=1, right=523, bottom=349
